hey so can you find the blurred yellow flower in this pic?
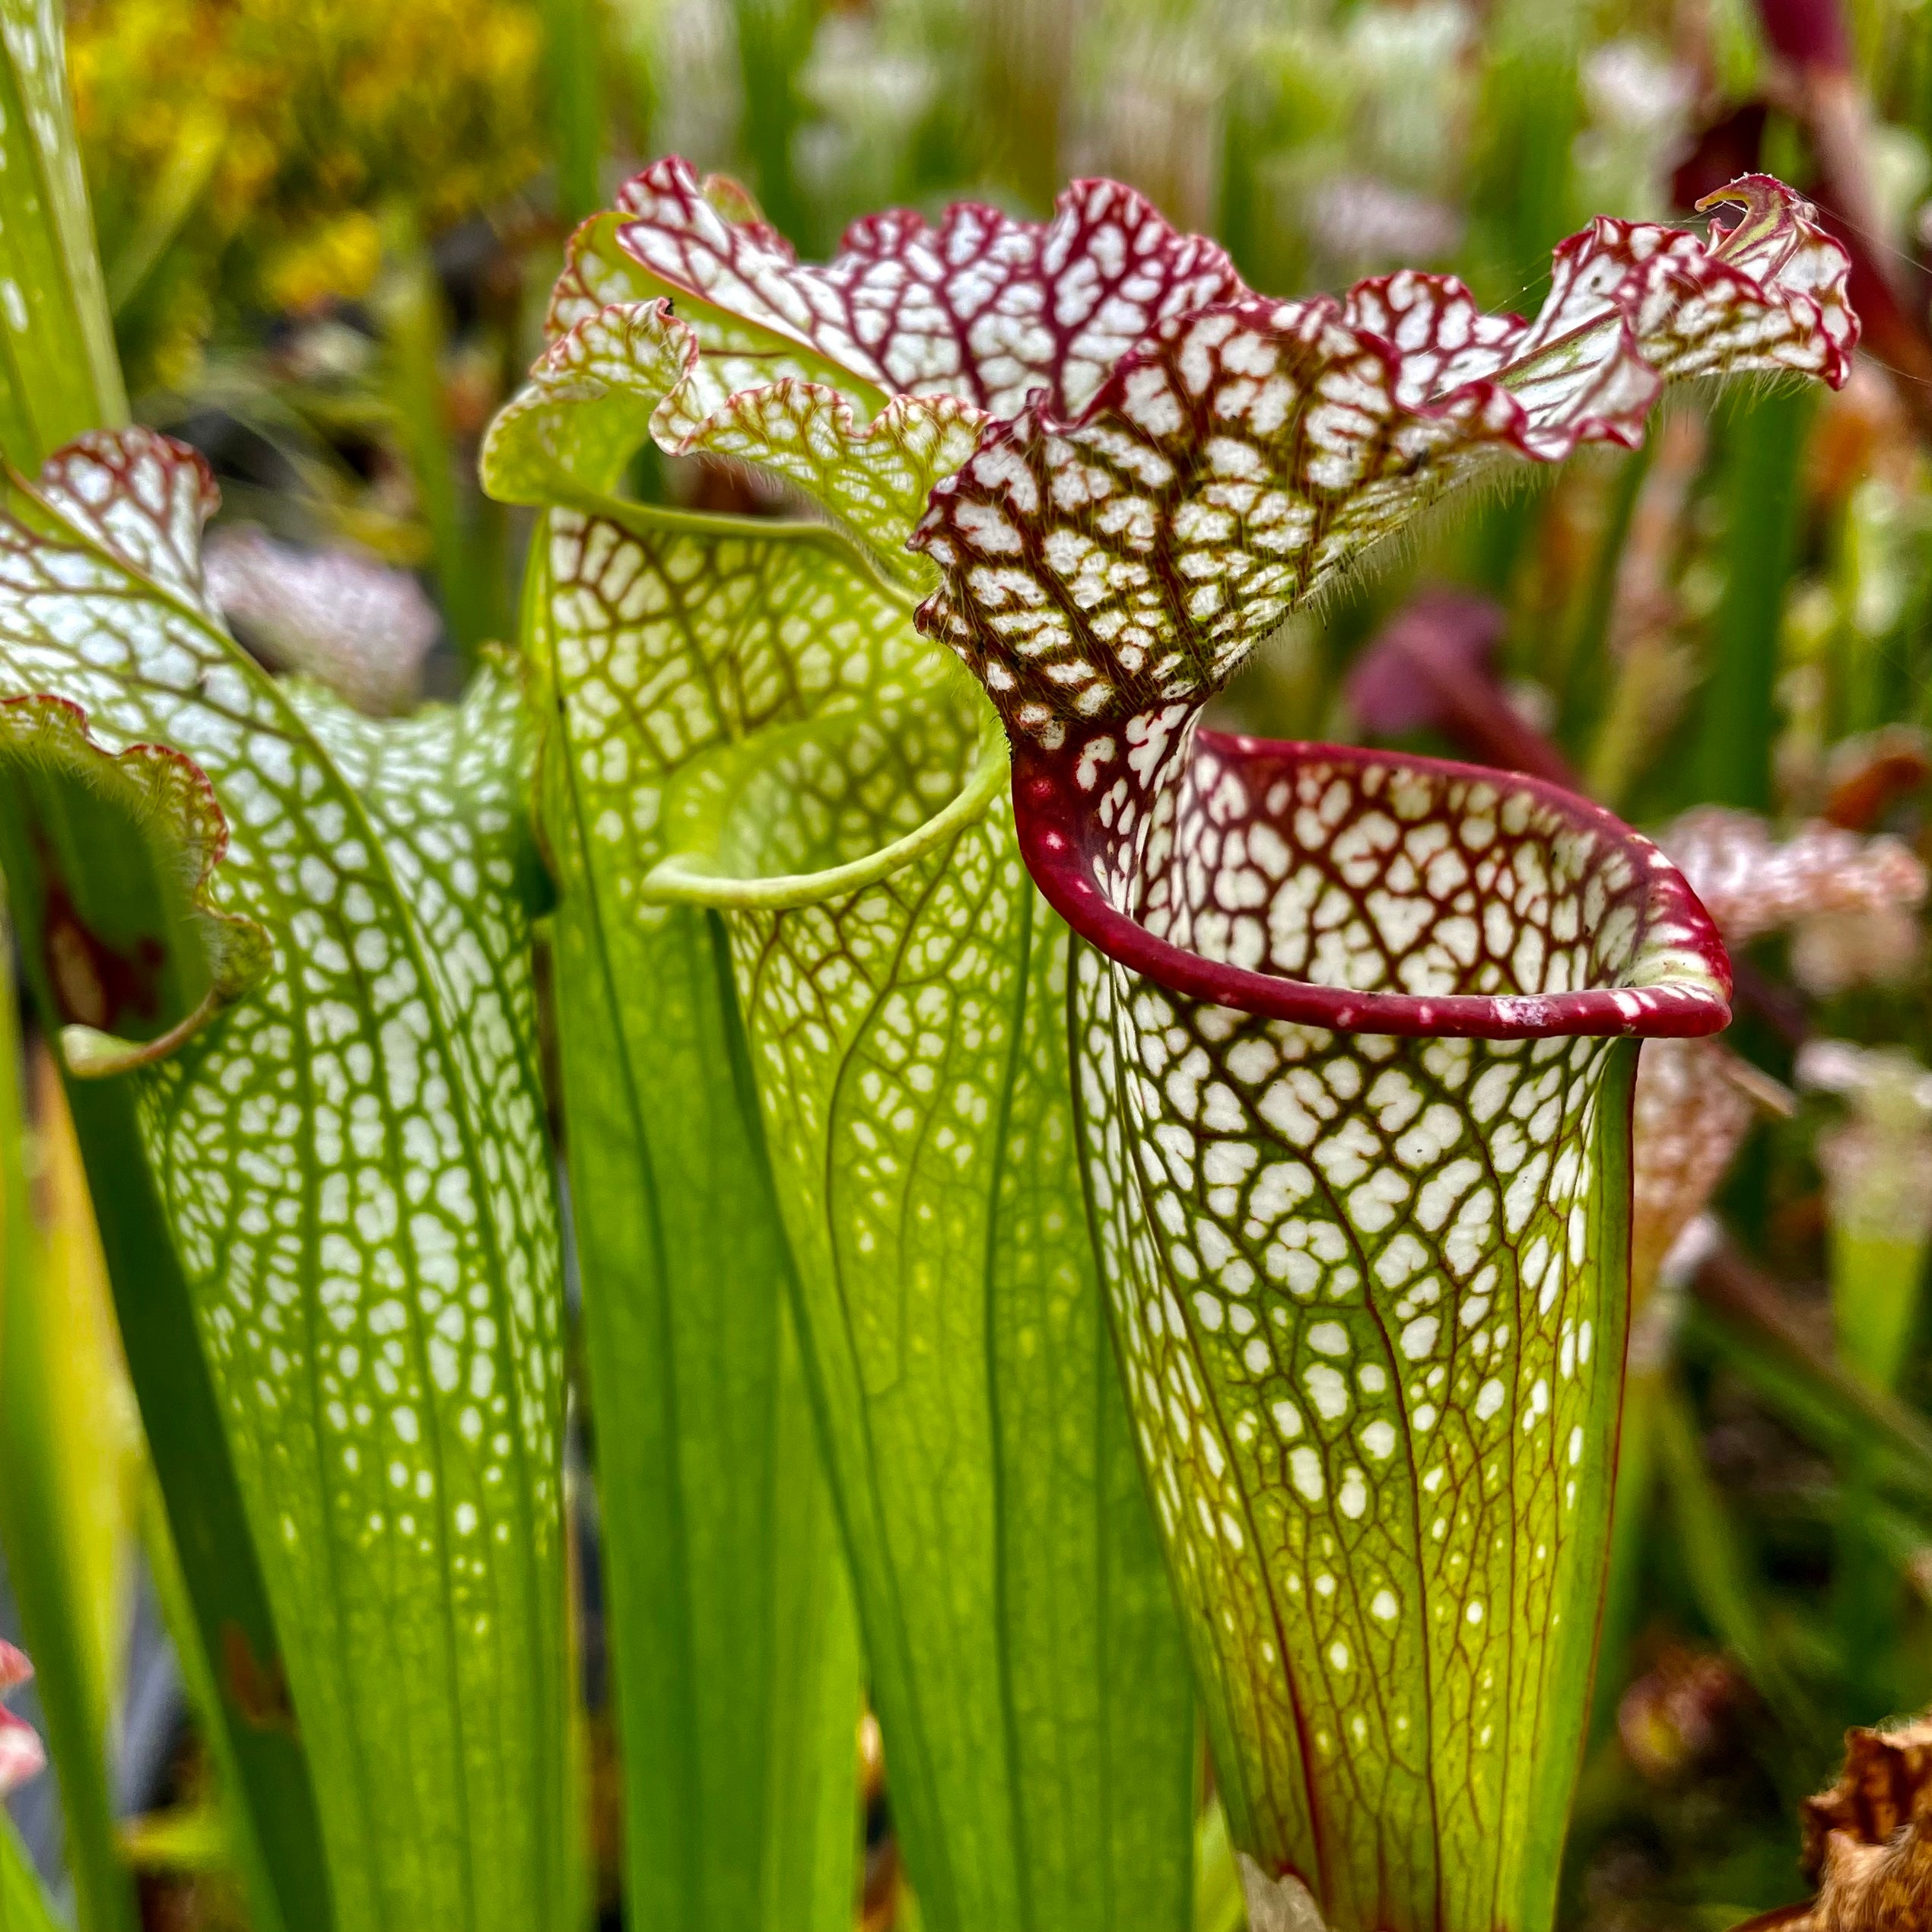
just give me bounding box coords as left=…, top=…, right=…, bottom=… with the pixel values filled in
left=67, top=0, right=547, bottom=377
left=262, top=209, right=384, bottom=313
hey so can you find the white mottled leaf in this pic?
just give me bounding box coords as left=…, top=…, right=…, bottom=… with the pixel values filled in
left=0, top=428, right=569, bottom=1932
left=914, top=177, right=1856, bottom=746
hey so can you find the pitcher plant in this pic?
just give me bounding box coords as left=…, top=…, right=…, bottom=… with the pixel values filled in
left=485, top=159, right=1854, bottom=1932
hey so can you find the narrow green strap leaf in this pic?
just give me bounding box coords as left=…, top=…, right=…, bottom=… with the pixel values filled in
left=140, top=1474, right=289, bottom=1932
left=1651, top=1373, right=1810, bottom=1736
left=524, top=512, right=869, bottom=1932
left=0, top=429, right=570, bottom=1932
left=2, top=1804, right=64, bottom=1932
left=0, top=0, right=129, bottom=466
left=0, top=967, right=140, bottom=1932
left=1683, top=1250, right=1932, bottom=1509
left=103, top=107, right=222, bottom=319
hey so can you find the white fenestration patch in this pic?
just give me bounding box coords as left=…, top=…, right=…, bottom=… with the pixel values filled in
left=1069, top=774, right=1641, bottom=1873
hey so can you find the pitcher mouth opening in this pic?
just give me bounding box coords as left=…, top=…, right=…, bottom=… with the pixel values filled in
left=1014, top=728, right=1733, bottom=1041
left=643, top=680, right=1007, bottom=912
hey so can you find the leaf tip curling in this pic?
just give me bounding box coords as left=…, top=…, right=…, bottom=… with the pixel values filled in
left=0, top=692, right=271, bottom=1078
left=911, top=173, right=1857, bottom=748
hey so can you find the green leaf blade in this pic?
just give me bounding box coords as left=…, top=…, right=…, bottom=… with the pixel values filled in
left=2, top=1803, right=65, bottom=1932
left=988, top=887, right=1200, bottom=1932
left=0, top=920, right=143, bottom=1932
left=0, top=0, right=128, bottom=468
left=525, top=511, right=869, bottom=1932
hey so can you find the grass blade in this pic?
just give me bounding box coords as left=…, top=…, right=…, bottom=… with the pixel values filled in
left=0, top=1011, right=138, bottom=1932
left=1, top=1805, right=63, bottom=1932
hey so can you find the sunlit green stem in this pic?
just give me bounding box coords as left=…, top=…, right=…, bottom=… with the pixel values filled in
left=1193, top=1802, right=1247, bottom=1932
left=0, top=961, right=137, bottom=1932
left=2, top=1804, right=62, bottom=1932
left=1831, top=1230, right=1929, bottom=1713
left=102, top=109, right=221, bottom=321
left=1832, top=1230, right=1927, bottom=1393
left=1692, top=391, right=1815, bottom=812
left=728, top=0, right=817, bottom=247
left=1801, top=1048, right=1932, bottom=1715
left=542, top=0, right=605, bottom=225
left=380, top=220, right=501, bottom=655
left=1588, top=1361, right=1659, bottom=1751
left=1651, top=1373, right=1810, bottom=1750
